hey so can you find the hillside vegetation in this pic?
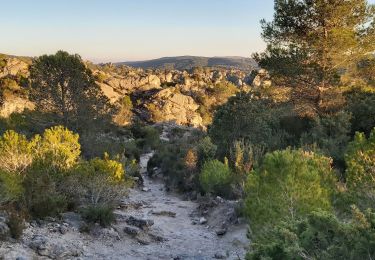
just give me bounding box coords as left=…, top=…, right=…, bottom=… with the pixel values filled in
left=0, top=0, right=374, bottom=259
left=117, top=56, right=257, bottom=71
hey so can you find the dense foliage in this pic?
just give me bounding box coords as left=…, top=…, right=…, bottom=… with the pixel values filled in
left=0, top=126, right=130, bottom=226
left=254, top=0, right=375, bottom=115
left=247, top=208, right=375, bottom=260
left=240, top=1, right=375, bottom=258
left=245, top=149, right=335, bottom=236
left=345, top=128, right=375, bottom=206
left=209, top=92, right=291, bottom=157
left=29, top=51, right=115, bottom=128
left=199, top=159, right=233, bottom=197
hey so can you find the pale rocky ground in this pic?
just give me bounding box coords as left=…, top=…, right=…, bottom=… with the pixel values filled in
left=0, top=152, right=249, bottom=260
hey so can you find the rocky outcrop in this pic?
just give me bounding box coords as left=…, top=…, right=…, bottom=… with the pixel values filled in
left=146, top=88, right=203, bottom=128
left=0, top=96, right=35, bottom=117
left=252, top=69, right=272, bottom=88
left=0, top=54, right=259, bottom=128
left=0, top=58, right=29, bottom=78
left=97, top=82, right=122, bottom=103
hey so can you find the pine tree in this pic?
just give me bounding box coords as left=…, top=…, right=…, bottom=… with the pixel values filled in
left=255, top=0, right=375, bottom=115
left=29, top=51, right=114, bottom=127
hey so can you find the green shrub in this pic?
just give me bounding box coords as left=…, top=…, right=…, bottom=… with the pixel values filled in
left=23, top=162, right=68, bottom=219
left=199, top=159, right=233, bottom=197
left=345, top=128, right=375, bottom=206
left=245, top=149, right=336, bottom=236
left=300, top=111, right=351, bottom=168
left=81, top=205, right=115, bottom=227
left=130, top=122, right=161, bottom=151
left=0, top=130, right=35, bottom=174
left=6, top=213, right=25, bottom=239
left=95, top=72, right=108, bottom=83
left=247, top=207, right=375, bottom=260
left=0, top=170, right=23, bottom=206
left=0, top=78, right=19, bottom=90
left=35, top=126, right=81, bottom=170
left=123, top=140, right=141, bottom=161
left=345, top=88, right=375, bottom=136
left=66, top=157, right=126, bottom=207
left=197, top=136, right=217, bottom=169
left=209, top=92, right=290, bottom=158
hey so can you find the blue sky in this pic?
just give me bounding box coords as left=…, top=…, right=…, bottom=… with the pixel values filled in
left=0, top=0, right=373, bottom=62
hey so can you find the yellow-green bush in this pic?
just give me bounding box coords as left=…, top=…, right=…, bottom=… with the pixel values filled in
left=0, top=130, right=35, bottom=174
left=199, top=159, right=233, bottom=197
left=67, top=157, right=126, bottom=207
left=35, top=126, right=81, bottom=170
left=89, top=156, right=125, bottom=181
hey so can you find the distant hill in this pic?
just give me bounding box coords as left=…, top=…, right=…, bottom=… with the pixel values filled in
left=117, top=56, right=257, bottom=71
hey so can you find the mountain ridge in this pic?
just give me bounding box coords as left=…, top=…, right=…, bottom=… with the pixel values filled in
left=116, top=56, right=257, bottom=71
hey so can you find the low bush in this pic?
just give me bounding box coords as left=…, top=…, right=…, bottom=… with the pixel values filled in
left=300, top=111, right=351, bottom=168
left=131, top=124, right=160, bottom=151
left=6, top=212, right=25, bottom=239
left=35, top=125, right=81, bottom=170
left=0, top=170, right=23, bottom=206
left=81, top=205, right=115, bottom=227
left=0, top=130, right=35, bottom=174
left=209, top=92, right=291, bottom=158
left=23, top=162, right=68, bottom=219
left=65, top=157, right=127, bottom=207
left=199, top=159, right=233, bottom=198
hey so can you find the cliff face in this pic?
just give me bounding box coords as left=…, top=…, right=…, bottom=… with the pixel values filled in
left=0, top=55, right=260, bottom=128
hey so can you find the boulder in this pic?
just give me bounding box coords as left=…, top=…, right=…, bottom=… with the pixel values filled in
left=148, top=88, right=203, bottom=127
left=199, top=217, right=207, bottom=225
left=123, top=225, right=141, bottom=236
left=97, top=82, right=122, bottom=103
left=0, top=96, right=35, bottom=118
left=29, top=234, right=82, bottom=258
left=0, top=58, right=29, bottom=78
left=126, top=216, right=154, bottom=230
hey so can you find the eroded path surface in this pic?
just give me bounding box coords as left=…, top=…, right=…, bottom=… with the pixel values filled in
left=0, top=152, right=249, bottom=260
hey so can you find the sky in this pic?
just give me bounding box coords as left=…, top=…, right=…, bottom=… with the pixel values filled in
left=0, top=0, right=373, bottom=63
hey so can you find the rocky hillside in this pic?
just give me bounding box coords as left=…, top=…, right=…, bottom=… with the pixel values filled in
left=117, top=56, right=257, bottom=71
left=0, top=54, right=267, bottom=128
left=0, top=54, right=34, bottom=117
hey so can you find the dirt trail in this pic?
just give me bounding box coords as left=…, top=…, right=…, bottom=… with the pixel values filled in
left=0, top=144, right=249, bottom=260
left=106, top=152, right=249, bottom=259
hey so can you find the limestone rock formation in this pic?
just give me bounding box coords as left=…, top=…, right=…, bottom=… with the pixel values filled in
left=0, top=58, right=29, bottom=78
left=146, top=88, right=203, bottom=128
left=0, top=54, right=259, bottom=128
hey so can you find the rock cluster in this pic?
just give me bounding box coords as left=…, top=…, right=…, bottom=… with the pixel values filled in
left=0, top=54, right=268, bottom=128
